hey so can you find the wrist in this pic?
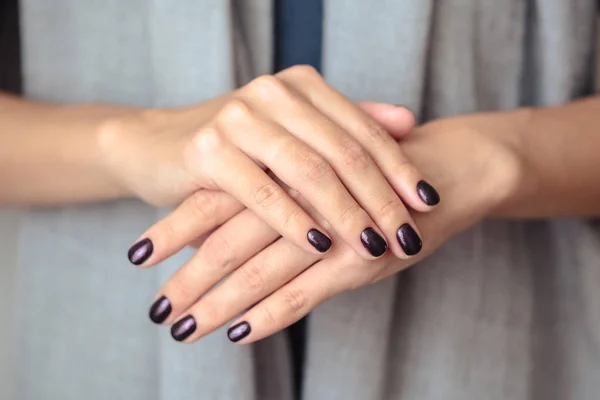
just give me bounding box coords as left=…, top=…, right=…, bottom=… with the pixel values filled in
left=46, top=103, right=137, bottom=203
left=468, top=108, right=539, bottom=218
left=437, top=108, right=535, bottom=219
left=94, top=107, right=145, bottom=200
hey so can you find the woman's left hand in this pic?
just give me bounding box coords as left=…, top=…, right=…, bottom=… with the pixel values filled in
left=141, top=112, right=527, bottom=343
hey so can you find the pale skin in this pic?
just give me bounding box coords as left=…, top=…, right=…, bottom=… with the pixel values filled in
left=2, top=67, right=600, bottom=343
left=1, top=66, right=438, bottom=260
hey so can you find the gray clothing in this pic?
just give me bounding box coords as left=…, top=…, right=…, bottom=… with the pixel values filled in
left=1, top=1, right=599, bottom=399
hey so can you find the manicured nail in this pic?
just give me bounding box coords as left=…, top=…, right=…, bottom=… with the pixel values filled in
left=307, top=229, right=332, bottom=253
left=396, top=224, right=422, bottom=256
left=171, top=315, right=196, bottom=342
left=360, top=228, right=388, bottom=257
left=149, top=296, right=172, bottom=324
left=128, top=238, right=153, bottom=265
left=416, top=180, right=440, bottom=206
left=227, top=321, right=251, bottom=343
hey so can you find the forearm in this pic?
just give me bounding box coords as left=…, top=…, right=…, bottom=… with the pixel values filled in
left=487, top=97, right=600, bottom=218
left=0, top=92, right=137, bottom=206
left=0, top=92, right=230, bottom=206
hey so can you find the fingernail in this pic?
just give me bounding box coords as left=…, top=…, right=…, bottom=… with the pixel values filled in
left=227, top=321, right=252, bottom=343
left=307, top=229, right=332, bottom=253
left=397, top=224, right=422, bottom=256
left=360, top=228, right=388, bottom=257
left=128, top=238, right=153, bottom=265
left=171, top=315, right=196, bottom=342
left=416, top=180, right=440, bottom=206
left=149, top=296, right=172, bottom=324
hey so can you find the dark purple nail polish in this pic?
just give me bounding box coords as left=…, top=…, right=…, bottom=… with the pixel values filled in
left=227, top=321, right=251, bottom=343
left=416, top=180, right=440, bottom=206
left=307, top=229, right=332, bottom=253
left=360, top=228, right=388, bottom=257
left=128, top=238, right=153, bottom=265
left=171, top=315, right=196, bottom=342
left=149, top=296, right=172, bottom=324
left=396, top=224, right=422, bottom=256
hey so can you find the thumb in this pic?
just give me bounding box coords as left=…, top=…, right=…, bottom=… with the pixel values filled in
left=358, top=102, right=416, bottom=140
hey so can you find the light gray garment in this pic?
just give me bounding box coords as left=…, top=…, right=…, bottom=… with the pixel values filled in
left=1, top=0, right=599, bottom=399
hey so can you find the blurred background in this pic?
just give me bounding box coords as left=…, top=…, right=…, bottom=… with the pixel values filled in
left=1, top=0, right=21, bottom=391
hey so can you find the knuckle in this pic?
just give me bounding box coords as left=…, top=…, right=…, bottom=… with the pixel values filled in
left=339, top=202, right=364, bottom=226
left=376, top=198, right=404, bottom=224
left=201, top=231, right=237, bottom=271
left=192, top=127, right=224, bottom=155
left=271, top=135, right=296, bottom=160
left=280, top=208, right=303, bottom=231
left=363, top=118, right=390, bottom=142
left=300, top=153, right=333, bottom=183
left=253, top=183, right=285, bottom=209
left=245, top=74, right=289, bottom=101
left=217, top=98, right=253, bottom=126
left=394, top=158, right=419, bottom=178
left=186, top=128, right=224, bottom=174
left=155, top=218, right=177, bottom=246
left=340, top=140, right=371, bottom=172
left=167, top=272, right=198, bottom=301
left=281, top=289, right=308, bottom=313
left=260, top=304, right=278, bottom=326
left=202, top=301, right=222, bottom=323
left=240, top=264, right=266, bottom=293
left=189, top=190, right=219, bottom=220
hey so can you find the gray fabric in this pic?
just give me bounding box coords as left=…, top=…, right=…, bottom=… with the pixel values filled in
left=1, top=0, right=599, bottom=399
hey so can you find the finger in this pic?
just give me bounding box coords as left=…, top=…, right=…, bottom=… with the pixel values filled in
left=127, top=190, right=244, bottom=266
left=240, top=78, right=421, bottom=258
left=187, top=235, right=210, bottom=249
left=225, top=249, right=386, bottom=344
left=149, top=208, right=280, bottom=325
left=279, top=66, right=440, bottom=213
left=197, top=133, right=333, bottom=256
left=357, top=102, right=416, bottom=139
left=215, top=99, right=388, bottom=260
left=169, top=238, right=319, bottom=343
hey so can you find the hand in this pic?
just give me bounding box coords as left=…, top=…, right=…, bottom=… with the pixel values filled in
left=105, top=66, right=439, bottom=261
left=138, top=111, right=525, bottom=342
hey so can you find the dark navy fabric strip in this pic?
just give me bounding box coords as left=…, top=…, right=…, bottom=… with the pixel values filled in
left=274, top=0, right=324, bottom=72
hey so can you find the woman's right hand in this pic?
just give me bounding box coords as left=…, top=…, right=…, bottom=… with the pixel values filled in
left=101, top=65, right=439, bottom=260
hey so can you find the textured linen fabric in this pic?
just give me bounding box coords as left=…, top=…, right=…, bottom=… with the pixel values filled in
left=1, top=1, right=599, bottom=399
